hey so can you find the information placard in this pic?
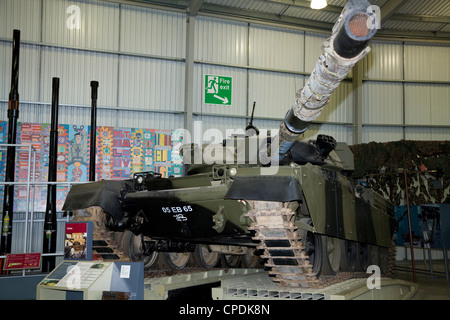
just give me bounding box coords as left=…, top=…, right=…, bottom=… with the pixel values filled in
left=4, top=253, right=41, bottom=270
left=39, top=261, right=109, bottom=289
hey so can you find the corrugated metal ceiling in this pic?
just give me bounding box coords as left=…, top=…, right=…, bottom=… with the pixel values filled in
left=118, top=0, right=450, bottom=41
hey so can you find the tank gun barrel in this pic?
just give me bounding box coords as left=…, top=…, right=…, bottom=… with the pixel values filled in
left=278, top=0, right=378, bottom=160
left=42, top=77, right=59, bottom=272
left=89, top=80, right=99, bottom=181
left=1, top=29, right=20, bottom=262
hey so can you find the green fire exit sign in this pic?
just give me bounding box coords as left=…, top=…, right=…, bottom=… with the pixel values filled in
left=204, top=75, right=232, bottom=106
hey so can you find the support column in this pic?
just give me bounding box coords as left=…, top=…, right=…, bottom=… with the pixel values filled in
left=352, top=61, right=363, bottom=145
left=184, top=15, right=195, bottom=134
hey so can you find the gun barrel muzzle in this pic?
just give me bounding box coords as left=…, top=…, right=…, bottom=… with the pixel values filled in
left=333, top=3, right=378, bottom=59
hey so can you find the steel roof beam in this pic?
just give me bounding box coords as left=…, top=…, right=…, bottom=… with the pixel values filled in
left=390, top=14, right=450, bottom=24
left=380, top=0, right=407, bottom=21
left=262, top=0, right=343, bottom=13
left=187, top=0, right=204, bottom=16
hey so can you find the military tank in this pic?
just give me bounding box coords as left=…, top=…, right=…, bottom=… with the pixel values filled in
left=62, top=0, right=396, bottom=288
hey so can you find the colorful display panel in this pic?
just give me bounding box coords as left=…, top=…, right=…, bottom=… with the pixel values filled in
left=0, top=121, right=184, bottom=212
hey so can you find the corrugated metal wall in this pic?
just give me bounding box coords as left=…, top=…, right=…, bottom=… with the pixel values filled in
left=403, top=44, right=450, bottom=131
left=0, top=0, right=450, bottom=256
left=362, top=41, right=450, bottom=142
left=3, top=0, right=447, bottom=143
left=0, top=0, right=186, bottom=128
left=193, top=19, right=355, bottom=142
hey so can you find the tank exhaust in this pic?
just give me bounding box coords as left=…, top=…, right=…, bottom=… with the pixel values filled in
left=42, top=77, right=60, bottom=272
left=279, top=0, right=378, bottom=160
left=1, top=30, right=21, bottom=269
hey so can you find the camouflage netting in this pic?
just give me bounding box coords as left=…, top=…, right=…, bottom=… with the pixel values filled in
left=349, top=140, right=450, bottom=206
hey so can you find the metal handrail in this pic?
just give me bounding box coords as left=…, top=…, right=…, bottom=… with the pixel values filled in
left=0, top=143, right=88, bottom=275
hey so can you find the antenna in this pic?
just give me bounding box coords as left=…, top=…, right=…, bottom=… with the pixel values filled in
left=245, top=101, right=259, bottom=136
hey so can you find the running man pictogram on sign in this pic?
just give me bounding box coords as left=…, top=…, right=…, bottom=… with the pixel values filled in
left=204, top=75, right=232, bottom=106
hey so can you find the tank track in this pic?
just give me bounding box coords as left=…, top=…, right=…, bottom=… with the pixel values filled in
left=70, top=207, right=130, bottom=262
left=245, top=200, right=377, bottom=288
left=70, top=204, right=395, bottom=288
left=386, top=240, right=397, bottom=277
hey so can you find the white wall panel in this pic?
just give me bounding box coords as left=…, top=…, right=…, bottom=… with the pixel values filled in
left=429, top=128, right=450, bottom=141
left=0, top=43, right=9, bottom=100
left=10, top=212, right=66, bottom=255
left=10, top=212, right=39, bottom=254
left=362, top=82, right=403, bottom=125
left=0, top=102, right=7, bottom=122
left=249, top=25, right=304, bottom=72
left=304, top=32, right=327, bottom=74
left=116, top=111, right=184, bottom=131
left=94, top=109, right=121, bottom=127
left=404, top=44, right=450, bottom=81
left=42, top=0, right=120, bottom=51
left=404, top=127, right=449, bottom=141
left=363, top=126, right=404, bottom=143
left=192, top=115, right=245, bottom=143
left=195, top=16, right=248, bottom=65
left=363, top=41, right=403, bottom=80
left=194, top=64, right=248, bottom=116
left=58, top=105, right=92, bottom=125
left=0, top=103, right=184, bottom=135
left=430, top=85, right=450, bottom=126
left=404, top=127, right=430, bottom=141
left=254, top=118, right=282, bottom=132
left=316, top=81, right=353, bottom=124
left=404, top=84, right=430, bottom=125
left=59, top=108, right=124, bottom=128
left=0, top=102, right=45, bottom=124
left=0, top=0, right=41, bottom=42
left=405, top=83, right=450, bottom=126
left=120, top=5, right=185, bottom=58
left=0, top=43, right=40, bottom=102
left=40, top=47, right=118, bottom=107
left=0, top=103, right=123, bottom=128
left=119, top=56, right=185, bottom=111
left=248, top=70, right=304, bottom=119
left=304, top=123, right=353, bottom=145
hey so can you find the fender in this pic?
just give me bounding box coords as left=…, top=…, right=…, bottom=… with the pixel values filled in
left=62, top=180, right=132, bottom=221
left=225, top=175, right=303, bottom=202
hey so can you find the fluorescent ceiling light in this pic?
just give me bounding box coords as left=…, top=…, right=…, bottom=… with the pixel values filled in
left=310, top=0, right=327, bottom=9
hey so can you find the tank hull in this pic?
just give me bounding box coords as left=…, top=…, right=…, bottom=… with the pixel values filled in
left=63, top=164, right=395, bottom=248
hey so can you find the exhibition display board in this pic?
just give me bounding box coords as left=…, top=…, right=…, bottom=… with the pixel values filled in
left=36, top=260, right=144, bottom=300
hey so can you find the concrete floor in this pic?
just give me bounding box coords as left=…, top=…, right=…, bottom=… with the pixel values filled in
left=393, top=260, right=450, bottom=300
